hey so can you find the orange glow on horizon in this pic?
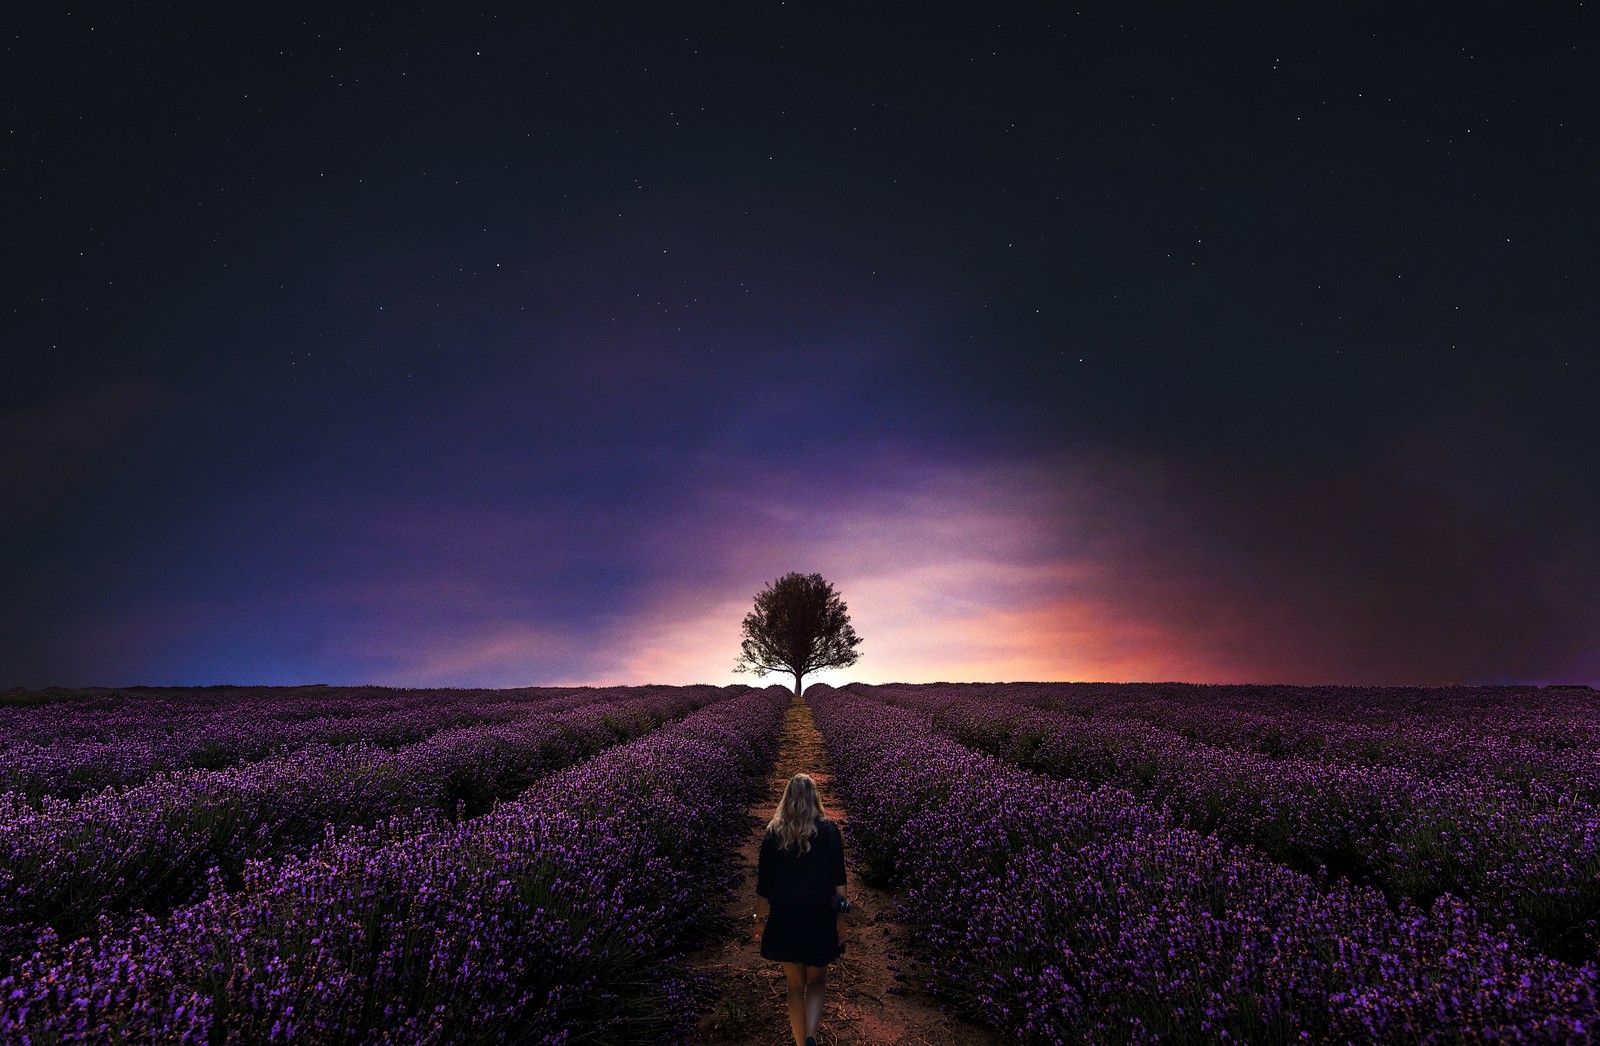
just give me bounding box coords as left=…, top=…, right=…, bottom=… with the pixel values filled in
left=308, top=451, right=1470, bottom=689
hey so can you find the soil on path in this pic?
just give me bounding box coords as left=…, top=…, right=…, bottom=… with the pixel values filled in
left=689, top=696, right=1006, bottom=1046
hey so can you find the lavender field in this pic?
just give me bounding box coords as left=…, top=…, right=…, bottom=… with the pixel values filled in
left=812, top=682, right=1599, bottom=1043
left=1, top=683, right=790, bottom=1043
left=2, top=681, right=1597, bottom=1043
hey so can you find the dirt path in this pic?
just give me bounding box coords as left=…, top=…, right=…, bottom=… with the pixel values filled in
left=690, top=696, right=1005, bottom=1046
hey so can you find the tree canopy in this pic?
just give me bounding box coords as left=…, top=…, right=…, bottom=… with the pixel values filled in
left=734, top=572, right=862, bottom=695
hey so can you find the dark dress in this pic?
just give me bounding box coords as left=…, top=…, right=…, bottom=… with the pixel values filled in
left=757, top=816, right=847, bottom=966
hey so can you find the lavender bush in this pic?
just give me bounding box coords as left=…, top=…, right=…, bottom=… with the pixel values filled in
left=0, top=684, right=737, bottom=967
left=809, top=684, right=1598, bottom=1044
left=0, top=685, right=618, bottom=801
left=0, top=685, right=790, bottom=1043
left=857, top=682, right=1600, bottom=962
left=865, top=681, right=1600, bottom=797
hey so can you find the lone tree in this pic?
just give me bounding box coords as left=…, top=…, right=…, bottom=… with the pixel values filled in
left=734, top=572, right=862, bottom=696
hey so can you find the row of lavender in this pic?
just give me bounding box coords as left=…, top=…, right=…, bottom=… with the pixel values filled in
left=809, top=684, right=1598, bottom=1044
left=956, top=681, right=1600, bottom=796
left=0, top=685, right=567, bottom=748
left=0, top=685, right=615, bottom=801
left=0, top=684, right=740, bottom=967
left=0, top=685, right=792, bottom=1043
left=850, top=683, right=1600, bottom=963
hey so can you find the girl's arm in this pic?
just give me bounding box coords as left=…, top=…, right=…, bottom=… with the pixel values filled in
left=831, top=822, right=849, bottom=941
left=753, top=895, right=770, bottom=941
left=754, top=834, right=772, bottom=939
left=830, top=821, right=848, bottom=901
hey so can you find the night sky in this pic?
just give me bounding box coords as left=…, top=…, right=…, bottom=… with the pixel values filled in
left=5, top=4, right=1597, bottom=689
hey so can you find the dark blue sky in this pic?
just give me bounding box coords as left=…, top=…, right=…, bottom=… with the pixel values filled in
left=4, top=3, right=1597, bottom=687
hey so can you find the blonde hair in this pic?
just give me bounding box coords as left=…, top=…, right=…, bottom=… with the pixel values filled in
left=766, top=773, right=826, bottom=853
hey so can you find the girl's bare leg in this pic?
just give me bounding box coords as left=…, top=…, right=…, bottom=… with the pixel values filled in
left=804, top=965, right=827, bottom=1040
left=781, top=962, right=808, bottom=1045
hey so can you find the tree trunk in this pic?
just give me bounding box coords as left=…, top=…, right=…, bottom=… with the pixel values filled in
left=793, top=671, right=804, bottom=697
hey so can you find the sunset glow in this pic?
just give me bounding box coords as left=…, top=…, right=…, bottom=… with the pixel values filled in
left=4, top=7, right=1595, bottom=689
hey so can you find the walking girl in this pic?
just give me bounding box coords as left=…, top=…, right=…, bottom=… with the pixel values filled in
left=753, top=772, right=848, bottom=1046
